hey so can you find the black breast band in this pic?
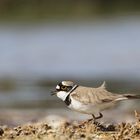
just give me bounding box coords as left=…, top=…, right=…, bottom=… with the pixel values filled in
left=64, top=85, right=78, bottom=106
left=64, top=93, right=71, bottom=106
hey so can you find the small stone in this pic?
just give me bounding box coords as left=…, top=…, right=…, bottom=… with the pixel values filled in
left=106, top=124, right=116, bottom=131
left=0, top=128, right=4, bottom=136
left=80, top=134, right=85, bottom=138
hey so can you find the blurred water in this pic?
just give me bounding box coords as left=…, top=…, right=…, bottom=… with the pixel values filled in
left=0, top=86, right=57, bottom=108
left=0, top=16, right=140, bottom=79
left=0, top=15, right=140, bottom=109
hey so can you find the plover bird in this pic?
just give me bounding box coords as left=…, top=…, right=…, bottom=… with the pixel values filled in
left=51, top=81, right=140, bottom=121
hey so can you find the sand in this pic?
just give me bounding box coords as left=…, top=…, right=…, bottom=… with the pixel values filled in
left=0, top=111, right=140, bottom=140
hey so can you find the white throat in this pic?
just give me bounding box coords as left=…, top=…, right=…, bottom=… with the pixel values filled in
left=57, top=91, right=69, bottom=101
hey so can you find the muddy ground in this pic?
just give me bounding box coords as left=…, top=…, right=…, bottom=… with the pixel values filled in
left=0, top=111, right=140, bottom=140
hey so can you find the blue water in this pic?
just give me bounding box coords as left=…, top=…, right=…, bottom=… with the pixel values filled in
left=0, top=16, right=140, bottom=107
left=0, top=16, right=140, bottom=79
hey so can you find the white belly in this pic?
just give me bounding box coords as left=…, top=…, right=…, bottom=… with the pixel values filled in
left=68, top=97, right=115, bottom=115
left=68, top=97, right=99, bottom=115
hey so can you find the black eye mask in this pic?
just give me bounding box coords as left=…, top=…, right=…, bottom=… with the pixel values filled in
left=57, top=83, right=73, bottom=92
left=61, top=86, right=73, bottom=92
left=65, top=86, right=73, bottom=92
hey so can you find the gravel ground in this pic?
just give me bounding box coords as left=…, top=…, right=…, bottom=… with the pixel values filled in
left=0, top=111, right=140, bottom=140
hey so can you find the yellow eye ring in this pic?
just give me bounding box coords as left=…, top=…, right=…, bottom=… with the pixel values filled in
left=61, top=86, right=67, bottom=90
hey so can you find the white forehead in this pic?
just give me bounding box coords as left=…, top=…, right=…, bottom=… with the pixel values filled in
left=56, top=85, right=60, bottom=89
left=62, top=81, right=74, bottom=86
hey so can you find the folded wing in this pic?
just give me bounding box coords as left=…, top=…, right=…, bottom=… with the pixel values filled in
left=71, top=85, right=117, bottom=105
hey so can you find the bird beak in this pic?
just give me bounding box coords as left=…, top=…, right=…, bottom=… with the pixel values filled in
left=51, top=90, right=57, bottom=96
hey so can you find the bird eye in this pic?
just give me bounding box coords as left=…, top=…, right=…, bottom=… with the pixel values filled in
left=61, top=85, right=67, bottom=91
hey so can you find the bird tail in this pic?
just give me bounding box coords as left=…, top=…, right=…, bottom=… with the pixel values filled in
left=123, top=94, right=140, bottom=99
left=115, top=94, right=140, bottom=101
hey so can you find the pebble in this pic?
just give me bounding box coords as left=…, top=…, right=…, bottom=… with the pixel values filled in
left=0, top=128, right=4, bottom=136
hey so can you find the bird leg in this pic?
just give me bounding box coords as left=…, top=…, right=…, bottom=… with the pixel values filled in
left=88, top=113, right=103, bottom=125
left=80, top=113, right=103, bottom=127
left=92, top=113, right=103, bottom=120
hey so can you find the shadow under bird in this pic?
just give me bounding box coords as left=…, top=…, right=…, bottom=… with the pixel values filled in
left=51, top=81, right=140, bottom=122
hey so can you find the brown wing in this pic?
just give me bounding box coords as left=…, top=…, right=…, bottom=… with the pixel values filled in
left=71, top=86, right=118, bottom=105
